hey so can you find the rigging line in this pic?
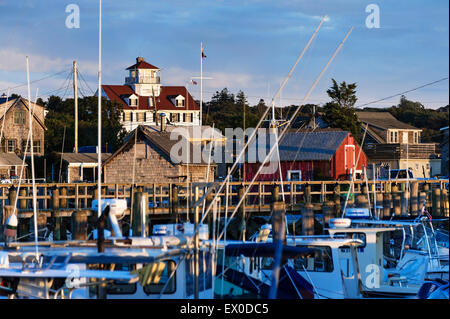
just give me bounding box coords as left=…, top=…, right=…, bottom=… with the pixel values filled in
left=77, top=69, right=95, bottom=95
left=39, top=70, right=73, bottom=97
left=356, top=77, right=449, bottom=108
left=0, top=69, right=70, bottom=93
left=200, top=15, right=328, bottom=224
left=214, top=27, right=354, bottom=242
left=60, top=70, right=74, bottom=100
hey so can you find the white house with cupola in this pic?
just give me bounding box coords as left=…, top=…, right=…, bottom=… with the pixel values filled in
left=100, top=57, right=201, bottom=132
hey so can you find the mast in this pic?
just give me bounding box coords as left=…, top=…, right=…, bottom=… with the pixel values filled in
left=97, top=0, right=102, bottom=217
left=200, top=41, right=203, bottom=126
left=26, top=57, right=39, bottom=260
left=73, top=61, right=78, bottom=153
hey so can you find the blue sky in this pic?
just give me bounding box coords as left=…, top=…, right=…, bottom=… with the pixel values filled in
left=0, top=0, right=448, bottom=109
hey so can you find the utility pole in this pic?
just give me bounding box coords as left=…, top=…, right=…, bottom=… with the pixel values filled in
left=73, top=61, right=79, bottom=153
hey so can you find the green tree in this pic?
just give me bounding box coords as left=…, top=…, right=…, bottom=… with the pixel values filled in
left=322, top=79, right=361, bottom=140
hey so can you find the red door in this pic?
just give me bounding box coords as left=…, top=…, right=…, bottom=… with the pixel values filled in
left=345, top=145, right=355, bottom=173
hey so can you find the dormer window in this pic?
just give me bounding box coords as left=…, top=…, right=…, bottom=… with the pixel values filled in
left=127, top=94, right=139, bottom=107
left=175, top=95, right=185, bottom=107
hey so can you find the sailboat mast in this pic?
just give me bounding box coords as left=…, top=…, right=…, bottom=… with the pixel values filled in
left=26, top=57, right=39, bottom=259
left=97, top=0, right=102, bottom=217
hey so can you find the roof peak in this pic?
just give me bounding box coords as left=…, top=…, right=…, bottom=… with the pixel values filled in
left=126, top=57, right=160, bottom=70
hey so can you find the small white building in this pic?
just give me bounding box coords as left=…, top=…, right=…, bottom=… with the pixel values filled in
left=101, top=57, right=201, bottom=132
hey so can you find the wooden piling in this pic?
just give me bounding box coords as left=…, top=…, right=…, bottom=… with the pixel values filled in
left=411, top=182, right=419, bottom=215
left=333, top=184, right=341, bottom=216
left=19, top=188, right=27, bottom=210
left=355, top=194, right=369, bottom=209
left=323, top=201, right=334, bottom=231
left=393, top=193, right=401, bottom=217
left=302, top=203, right=314, bottom=236
left=432, top=188, right=441, bottom=217
left=132, top=191, right=148, bottom=236
left=60, top=187, right=67, bottom=208
left=304, top=184, right=311, bottom=204
left=52, top=187, right=61, bottom=241
left=8, top=186, right=17, bottom=207
left=382, top=193, right=392, bottom=219
left=442, top=188, right=449, bottom=217
left=72, top=210, right=88, bottom=240
left=170, top=184, right=179, bottom=223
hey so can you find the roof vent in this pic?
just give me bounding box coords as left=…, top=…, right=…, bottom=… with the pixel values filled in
left=136, top=57, right=145, bottom=63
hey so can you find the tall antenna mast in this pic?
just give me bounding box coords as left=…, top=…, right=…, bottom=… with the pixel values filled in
left=74, top=61, right=78, bottom=153
left=97, top=0, right=102, bottom=217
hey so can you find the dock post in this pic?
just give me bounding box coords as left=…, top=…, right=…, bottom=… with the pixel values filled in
left=355, top=194, right=369, bottom=209
left=423, top=183, right=431, bottom=211
left=432, top=188, right=441, bottom=217
left=391, top=184, right=401, bottom=217
left=60, top=187, right=67, bottom=208
left=19, top=188, right=27, bottom=210
left=8, top=186, right=17, bottom=208
left=333, top=184, right=341, bottom=217
left=171, top=184, right=179, bottom=223
left=382, top=193, right=392, bottom=219
left=304, top=184, right=311, bottom=204
left=132, top=191, right=147, bottom=236
left=302, top=203, right=314, bottom=235
left=411, top=182, right=419, bottom=215
left=401, top=187, right=408, bottom=216
left=72, top=210, right=88, bottom=240
left=51, top=187, right=61, bottom=241
left=442, top=188, right=449, bottom=217
left=323, top=201, right=334, bottom=231
left=419, top=191, right=427, bottom=212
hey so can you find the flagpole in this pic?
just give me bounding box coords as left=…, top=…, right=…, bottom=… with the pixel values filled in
left=97, top=0, right=102, bottom=218
left=200, top=41, right=203, bottom=126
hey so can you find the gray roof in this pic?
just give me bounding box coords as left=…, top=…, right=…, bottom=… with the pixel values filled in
left=61, top=153, right=112, bottom=164
left=0, top=153, right=27, bottom=166
left=106, top=125, right=214, bottom=166
left=278, top=131, right=349, bottom=161
left=356, top=112, right=419, bottom=130
left=247, top=131, right=349, bottom=162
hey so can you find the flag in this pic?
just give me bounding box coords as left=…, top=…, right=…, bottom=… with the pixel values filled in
left=190, top=79, right=197, bottom=85
left=201, top=43, right=206, bottom=59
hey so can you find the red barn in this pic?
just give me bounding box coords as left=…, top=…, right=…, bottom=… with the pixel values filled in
left=244, top=130, right=367, bottom=181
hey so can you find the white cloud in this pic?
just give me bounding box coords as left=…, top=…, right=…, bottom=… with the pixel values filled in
left=0, top=48, right=99, bottom=76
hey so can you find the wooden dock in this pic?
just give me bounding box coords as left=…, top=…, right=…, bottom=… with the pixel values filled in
left=0, top=179, right=448, bottom=240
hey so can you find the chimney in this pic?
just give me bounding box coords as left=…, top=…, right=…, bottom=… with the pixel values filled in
left=136, top=57, right=145, bottom=63
left=160, top=113, right=166, bottom=132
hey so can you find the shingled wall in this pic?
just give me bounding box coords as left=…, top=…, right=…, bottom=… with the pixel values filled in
left=104, top=140, right=214, bottom=183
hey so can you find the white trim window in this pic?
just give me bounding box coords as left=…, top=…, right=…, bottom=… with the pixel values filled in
left=175, top=95, right=185, bottom=107
left=287, top=170, right=302, bottom=181
left=389, top=130, right=399, bottom=143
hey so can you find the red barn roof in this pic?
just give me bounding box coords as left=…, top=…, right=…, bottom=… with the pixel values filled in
left=102, top=85, right=200, bottom=111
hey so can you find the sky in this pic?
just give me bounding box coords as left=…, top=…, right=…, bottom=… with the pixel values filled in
left=0, top=0, right=448, bottom=109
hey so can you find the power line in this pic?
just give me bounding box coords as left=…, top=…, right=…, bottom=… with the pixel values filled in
left=355, top=77, right=449, bottom=108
